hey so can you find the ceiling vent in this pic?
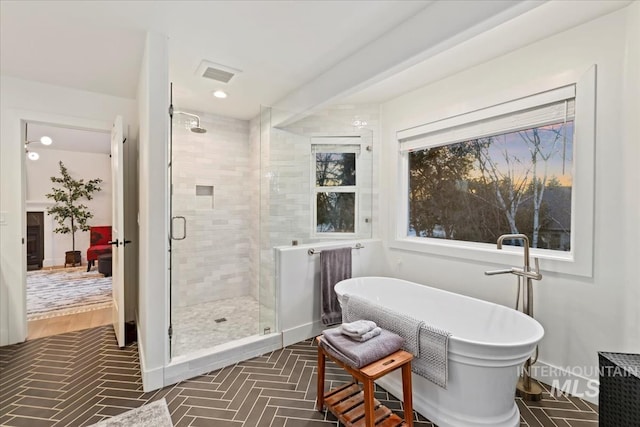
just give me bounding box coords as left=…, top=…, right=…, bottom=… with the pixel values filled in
left=202, top=67, right=234, bottom=83
left=196, top=60, right=242, bottom=85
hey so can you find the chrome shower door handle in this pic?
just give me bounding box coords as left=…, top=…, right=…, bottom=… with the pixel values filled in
left=171, top=216, right=186, bottom=240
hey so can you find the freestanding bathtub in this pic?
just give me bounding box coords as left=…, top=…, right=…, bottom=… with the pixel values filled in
left=334, top=277, right=544, bottom=427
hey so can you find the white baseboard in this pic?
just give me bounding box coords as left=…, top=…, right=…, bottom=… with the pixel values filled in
left=282, top=321, right=325, bottom=347
left=137, top=321, right=164, bottom=392
left=0, top=326, right=7, bottom=347
left=531, top=359, right=599, bottom=404
left=164, top=333, right=282, bottom=387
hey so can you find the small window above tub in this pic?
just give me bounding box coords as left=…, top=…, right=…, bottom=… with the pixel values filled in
left=392, top=67, right=596, bottom=277
left=311, top=137, right=361, bottom=236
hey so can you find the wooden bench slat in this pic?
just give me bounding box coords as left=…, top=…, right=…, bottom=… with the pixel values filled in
left=332, top=390, right=365, bottom=413
left=324, top=383, right=360, bottom=406
left=324, top=381, right=356, bottom=399
left=374, top=414, right=406, bottom=427
left=349, top=405, right=393, bottom=427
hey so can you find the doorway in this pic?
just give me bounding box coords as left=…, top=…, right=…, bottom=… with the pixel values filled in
left=24, top=122, right=114, bottom=339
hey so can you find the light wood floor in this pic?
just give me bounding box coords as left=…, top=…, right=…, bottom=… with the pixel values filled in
left=27, top=307, right=112, bottom=340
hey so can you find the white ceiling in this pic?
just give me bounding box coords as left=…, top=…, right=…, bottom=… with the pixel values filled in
left=1, top=1, right=630, bottom=123
left=338, top=0, right=633, bottom=106
left=26, top=123, right=110, bottom=155
left=0, top=0, right=429, bottom=120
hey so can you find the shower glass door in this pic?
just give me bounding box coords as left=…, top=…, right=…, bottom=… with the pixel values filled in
left=170, top=99, right=273, bottom=358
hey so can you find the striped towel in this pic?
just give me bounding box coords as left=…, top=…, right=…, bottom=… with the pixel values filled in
left=343, top=294, right=451, bottom=388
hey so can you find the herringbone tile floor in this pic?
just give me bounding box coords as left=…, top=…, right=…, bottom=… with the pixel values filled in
left=0, top=325, right=598, bottom=426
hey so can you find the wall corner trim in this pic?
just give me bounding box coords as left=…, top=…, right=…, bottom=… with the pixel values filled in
left=138, top=322, right=164, bottom=392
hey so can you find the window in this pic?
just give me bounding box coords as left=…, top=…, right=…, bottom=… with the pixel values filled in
left=400, top=85, right=577, bottom=252
left=408, top=119, right=574, bottom=251
left=393, top=68, right=596, bottom=277
left=312, top=138, right=360, bottom=234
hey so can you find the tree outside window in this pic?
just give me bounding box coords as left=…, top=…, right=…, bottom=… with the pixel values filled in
left=408, top=121, right=573, bottom=251
left=315, top=151, right=357, bottom=233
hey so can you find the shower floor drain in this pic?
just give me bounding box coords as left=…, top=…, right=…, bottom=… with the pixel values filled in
left=214, top=317, right=227, bottom=323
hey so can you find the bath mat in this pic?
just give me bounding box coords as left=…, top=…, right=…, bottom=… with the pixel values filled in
left=90, top=399, right=172, bottom=427
left=27, top=267, right=112, bottom=320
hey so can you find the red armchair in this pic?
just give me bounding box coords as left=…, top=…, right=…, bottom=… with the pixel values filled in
left=87, top=226, right=112, bottom=272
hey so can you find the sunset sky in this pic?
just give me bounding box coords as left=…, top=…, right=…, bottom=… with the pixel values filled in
left=473, top=121, right=574, bottom=187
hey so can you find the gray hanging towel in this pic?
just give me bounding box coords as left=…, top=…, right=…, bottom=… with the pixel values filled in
left=320, top=247, right=352, bottom=325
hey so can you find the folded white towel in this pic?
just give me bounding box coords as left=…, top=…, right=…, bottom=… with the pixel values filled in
left=352, top=326, right=382, bottom=342
left=340, top=320, right=377, bottom=337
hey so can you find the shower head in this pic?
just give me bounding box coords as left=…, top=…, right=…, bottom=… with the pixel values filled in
left=174, top=111, right=207, bottom=133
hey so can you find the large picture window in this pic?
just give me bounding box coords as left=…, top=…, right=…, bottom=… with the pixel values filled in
left=312, top=139, right=360, bottom=234
left=401, top=86, right=575, bottom=252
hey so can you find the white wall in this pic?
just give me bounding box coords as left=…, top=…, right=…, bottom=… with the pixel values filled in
left=0, top=75, right=137, bottom=346
left=378, top=3, right=640, bottom=398
left=136, top=32, right=169, bottom=391
left=276, top=239, right=384, bottom=346
left=26, top=149, right=112, bottom=266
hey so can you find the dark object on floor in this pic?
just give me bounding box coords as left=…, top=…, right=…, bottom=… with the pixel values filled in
left=125, top=320, right=137, bottom=345
left=87, top=225, right=112, bottom=271
left=98, top=253, right=112, bottom=277
left=598, top=352, right=640, bottom=426
left=65, top=250, right=81, bottom=267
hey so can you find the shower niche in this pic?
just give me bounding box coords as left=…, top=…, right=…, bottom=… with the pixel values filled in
left=195, top=185, right=214, bottom=209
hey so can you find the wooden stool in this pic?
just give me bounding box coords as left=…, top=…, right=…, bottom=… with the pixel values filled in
left=316, top=336, right=414, bottom=427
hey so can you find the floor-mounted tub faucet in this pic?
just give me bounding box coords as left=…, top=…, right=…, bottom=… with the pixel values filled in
left=485, top=233, right=543, bottom=401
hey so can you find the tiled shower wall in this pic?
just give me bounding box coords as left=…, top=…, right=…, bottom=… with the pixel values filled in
left=172, top=112, right=253, bottom=308
left=170, top=105, right=379, bottom=330
left=268, top=103, right=380, bottom=248
left=257, top=104, right=380, bottom=328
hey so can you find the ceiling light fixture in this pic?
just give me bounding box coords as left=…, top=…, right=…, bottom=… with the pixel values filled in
left=213, top=90, right=228, bottom=99
left=24, top=136, right=54, bottom=161
left=352, top=119, right=368, bottom=129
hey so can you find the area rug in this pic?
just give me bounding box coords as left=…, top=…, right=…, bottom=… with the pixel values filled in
left=27, top=266, right=112, bottom=320
left=91, top=399, right=173, bottom=427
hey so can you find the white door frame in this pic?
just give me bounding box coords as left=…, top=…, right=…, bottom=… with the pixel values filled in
left=2, top=107, right=111, bottom=344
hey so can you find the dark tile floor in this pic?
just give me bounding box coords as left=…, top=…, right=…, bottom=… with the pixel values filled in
left=0, top=325, right=598, bottom=426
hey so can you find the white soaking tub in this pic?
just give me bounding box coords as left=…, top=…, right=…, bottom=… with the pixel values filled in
left=334, top=276, right=544, bottom=427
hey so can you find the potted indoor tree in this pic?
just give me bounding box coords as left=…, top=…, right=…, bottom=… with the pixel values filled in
left=46, top=161, right=102, bottom=267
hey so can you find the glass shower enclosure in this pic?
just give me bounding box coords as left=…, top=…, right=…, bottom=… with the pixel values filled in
left=168, top=100, right=275, bottom=358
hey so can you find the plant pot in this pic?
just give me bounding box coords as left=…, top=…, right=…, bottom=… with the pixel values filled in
left=65, top=250, right=81, bottom=267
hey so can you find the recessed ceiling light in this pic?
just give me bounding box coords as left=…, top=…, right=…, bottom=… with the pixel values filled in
left=213, top=90, right=228, bottom=99
left=40, top=136, right=53, bottom=145
left=28, top=151, right=40, bottom=161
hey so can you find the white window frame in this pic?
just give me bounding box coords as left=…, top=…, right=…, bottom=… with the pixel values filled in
left=390, top=66, right=596, bottom=277
left=311, top=137, right=361, bottom=238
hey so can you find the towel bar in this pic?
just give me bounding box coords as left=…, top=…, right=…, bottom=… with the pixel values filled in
left=308, top=243, right=364, bottom=256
